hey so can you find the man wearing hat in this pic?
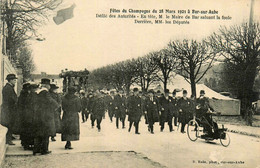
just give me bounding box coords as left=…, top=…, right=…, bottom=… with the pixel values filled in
left=1, top=74, right=18, bottom=145
left=196, top=90, right=209, bottom=119
left=159, top=89, right=175, bottom=132
left=144, top=89, right=160, bottom=134
left=113, top=90, right=126, bottom=129
left=118, top=90, right=127, bottom=129
left=33, top=78, right=59, bottom=155
left=172, top=90, right=179, bottom=127
left=91, top=90, right=106, bottom=132
left=196, top=90, right=217, bottom=136
left=87, top=92, right=95, bottom=127
left=107, top=90, right=116, bottom=122
left=81, top=90, right=89, bottom=123
left=127, top=88, right=142, bottom=134
left=178, top=90, right=192, bottom=133
left=49, top=84, right=62, bottom=142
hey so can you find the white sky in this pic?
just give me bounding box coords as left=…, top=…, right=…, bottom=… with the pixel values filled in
left=30, top=0, right=260, bottom=74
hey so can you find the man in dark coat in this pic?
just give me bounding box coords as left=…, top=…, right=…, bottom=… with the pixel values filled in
left=1, top=74, right=18, bottom=145
left=118, top=90, right=127, bottom=129
left=159, top=89, right=174, bottom=132
left=50, top=84, right=62, bottom=141
left=172, top=90, right=179, bottom=126
left=113, top=91, right=126, bottom=129
left=33, top=78, right=59, bottom=155
left=127, top=88, right=142, bottom=134
left=196, top=90, right=217, bottom=136
left=87, top=93, right=96, bottom=128
left=107, top=91, right=115, bottom=122
left=178, top=90, right=192, bottom=133
left=61, top=87, right=81, bottom=149
left=144, top=90, right=160, bottom=134
left=92, top=91, right=106, bottom=132
left=81, top=91, right=88, bottom=123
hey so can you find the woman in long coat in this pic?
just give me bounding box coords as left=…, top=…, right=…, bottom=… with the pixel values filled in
left=19, top=83, right=34, bottom=150
left=61, top=87, right=81, bottom=149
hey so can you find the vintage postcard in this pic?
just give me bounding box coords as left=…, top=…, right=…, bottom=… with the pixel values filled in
left=0, top=0, right=259, bottom=168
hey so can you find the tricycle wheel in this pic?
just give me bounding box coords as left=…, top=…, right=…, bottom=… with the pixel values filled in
left=220, top=132, right=230, bottom=147
left=187, top=120, right=199, bottom=141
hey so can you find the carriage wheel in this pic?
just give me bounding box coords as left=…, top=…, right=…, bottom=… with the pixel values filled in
left=220, top=132, right=230, bottom=147
left=187, top=120, right=199, bottom=141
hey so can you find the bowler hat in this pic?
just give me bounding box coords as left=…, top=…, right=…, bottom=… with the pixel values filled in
left=50, top=84, right=59, bottom=89
left=165, top=89, right=170, bottom=94
left=183, top=90, right=187, bottom=94
left=200, top=90, right=205, bottom=94
left=6, top=74, right=17, bottom=80
left=133, top=88, right=139, bottom=92
left=41, top=78, right=51, bottom=85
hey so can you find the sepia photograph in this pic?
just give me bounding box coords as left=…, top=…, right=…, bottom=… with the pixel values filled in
left=0, top=0, right=259, bottom=167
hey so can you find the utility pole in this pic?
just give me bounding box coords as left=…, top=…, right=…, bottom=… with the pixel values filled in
left=249, top=0, right=254, bottom=27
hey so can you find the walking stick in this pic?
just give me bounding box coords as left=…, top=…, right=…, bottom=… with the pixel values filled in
left=177, top=122, right=180, bottom=131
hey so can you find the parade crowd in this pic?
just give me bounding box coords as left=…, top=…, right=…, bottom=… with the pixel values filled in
left=0, top=73, right=213, bottom=156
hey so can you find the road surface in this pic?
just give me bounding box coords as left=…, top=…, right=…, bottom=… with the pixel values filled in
left=4, top=114, right=260, bottom=168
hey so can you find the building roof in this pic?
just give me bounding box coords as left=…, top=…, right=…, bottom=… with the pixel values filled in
left=31, top=72, right=61, bottom=80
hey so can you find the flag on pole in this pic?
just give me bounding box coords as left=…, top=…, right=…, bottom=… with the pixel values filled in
left=53, top=4, right=76, bottom=25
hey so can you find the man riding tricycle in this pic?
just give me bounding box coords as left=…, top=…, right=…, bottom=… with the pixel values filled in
left=187, top=90, right=230, bottom=147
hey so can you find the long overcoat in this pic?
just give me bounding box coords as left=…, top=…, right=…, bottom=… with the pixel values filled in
left=0, top=83, right=18, bottom=129
left=178, top=97, right=193, bottom=124
left=61, top=93, right=81, bottom=141
left=127, top=95, right=142, bottom=122
left=81, top=96, right=88, bottom=114
left=92, top=97, right=106, bottom=120
left=144, top=96, right=160, bottom=123
left=159, top=96, right=174, bottom=122
left=18, top=89, right=32, bottom=143
left=107, top=96, right=115, bottom=117
left=33, top=88, right=59, bottom=137
left=50, top=92, right=62, bottom=133
left=113, top=95, right=125, bottom=118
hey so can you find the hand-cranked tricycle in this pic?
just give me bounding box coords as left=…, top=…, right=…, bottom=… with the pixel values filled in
left=187, top=111, right=231, bottom=147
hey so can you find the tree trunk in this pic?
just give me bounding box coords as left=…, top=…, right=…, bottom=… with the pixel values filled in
left=190, top=75, right=196, bottom=98
left=163, top=78, right=167, bottom=92
left=190, top=65, right=197, bottom=97
left=240, top=63, right=257, bottom=117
